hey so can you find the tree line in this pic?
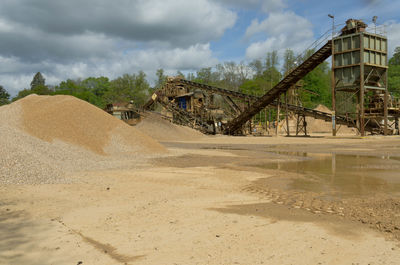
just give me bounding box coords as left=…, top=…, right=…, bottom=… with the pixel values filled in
left=1, top=47, right=400, bottom=109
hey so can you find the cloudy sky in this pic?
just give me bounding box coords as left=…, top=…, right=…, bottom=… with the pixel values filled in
left=1, top=0, right=400, bottom=95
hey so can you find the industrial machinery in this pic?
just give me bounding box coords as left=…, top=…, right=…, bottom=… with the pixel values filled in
left=223, top=19, right=400, bottom=135
left=143, top=77, right=227, bottom=134
left=143, top=19, right=400, bottom=136
left=105, top=101, right=141, bottom=125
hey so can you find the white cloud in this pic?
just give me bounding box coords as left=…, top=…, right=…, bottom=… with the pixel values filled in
left=261, top=0, right=286, bottom=13
left=0, top=44, right=218, bottom=95
left=215, top=0, right=286, bottom=12
left=385, top=20, right=400, bottom=56
left=245, top=11, right=314, bottom=59
left=0, top=0, right=237, bottom=94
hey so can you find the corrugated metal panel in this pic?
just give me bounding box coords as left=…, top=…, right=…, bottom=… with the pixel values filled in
left=343, top=37, right=351, bottom=50
left=343, top=52, right=351, bottom=65
left=364, top=35, right=369, bottom=49
left=376, top=38, right=381, bottom=50
left=333, top=32, right=387, bottom=90
left=335, top=65, right=360, bottom=88
left=353, top=51, right=360, bottom=64
left=334, top=39, right=342, bottom=52
left=382, top=39, right=387, bottom=51
left=353, top=35, right=360, bottom=49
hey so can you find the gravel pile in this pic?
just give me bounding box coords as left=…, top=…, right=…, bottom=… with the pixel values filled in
left=0, top=94, right=166, bottom=184
left=136, top=112, right=205, bottom=141
left=278, top=104, right=356, bottom=134
left=306, top=104, right=356, bottom=134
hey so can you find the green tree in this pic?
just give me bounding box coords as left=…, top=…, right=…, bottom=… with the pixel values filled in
left=30, top=72, right=46, bottom=90
left=82, top=77, right=110, bottom=97
left=240, top=78, right=270, bottom=96
left=249, top=59, right=264, bottom=78
left=0, top=85, right=10, bottom=105
left=105, top=71, right=150, bottom=107
left=389, top=47, right=400, bottom=66
left=300, top=61, right=331, bottom=108
left=12, top=89, right=34, bottom=101
left=195, top=67, right=219, bottom=85
left=265, top=51, right=278, bottom=70
left=282, top=49, right=296, bottom=75
left=56, top=79, right=84, bottom=94
left=215, top=62, right=250, bottom=91
left=186, top=72, right=195, bottom=81
left=155, top=69, right=167, bottom=90
left=176, top=71, right=185, bottom=78
left=388, top=47, right=400, bottom=96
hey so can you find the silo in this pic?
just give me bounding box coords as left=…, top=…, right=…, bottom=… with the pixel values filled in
left=332, top=19, right=388, bottom=135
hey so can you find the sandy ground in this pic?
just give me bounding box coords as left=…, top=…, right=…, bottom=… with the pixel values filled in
left=2, top=135, right=400, bottom=265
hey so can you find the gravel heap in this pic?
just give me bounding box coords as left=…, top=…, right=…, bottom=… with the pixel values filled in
left=306, top=104, right=356, bottom=134
left=0, top=94, right=166, bottom=184
left=136, top=112, right=205, bottom=142
left=278, top=104, right=356, bottom=135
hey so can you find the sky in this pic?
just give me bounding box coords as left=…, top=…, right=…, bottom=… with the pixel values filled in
left=1, top=0, right=400, bottom=95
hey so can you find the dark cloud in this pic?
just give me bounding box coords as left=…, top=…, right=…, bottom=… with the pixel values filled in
left=0, top=0, right=235, bottom=47
left=0, top=28, right=114, bottom=63
left=0, top=0, right=236, bottom=93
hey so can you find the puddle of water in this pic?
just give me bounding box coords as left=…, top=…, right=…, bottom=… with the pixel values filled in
left=254, top=153, right=400, bottom=197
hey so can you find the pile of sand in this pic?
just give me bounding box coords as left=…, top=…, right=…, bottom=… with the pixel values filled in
left=136, top=112, right=205, bottom=141
left=0, top=94, right=165, bottom=184
left=278, top=104, right=356, bottom=135
left=306, top=104, right=356, bottom=134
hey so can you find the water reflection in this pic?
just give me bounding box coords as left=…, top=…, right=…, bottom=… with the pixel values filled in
left=255, top=153, right=400, bottom=197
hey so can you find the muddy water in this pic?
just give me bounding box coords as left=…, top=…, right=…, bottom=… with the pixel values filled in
left=254, top=153, right=400, bottom=198
left=241, top=153, right=400, bottom=240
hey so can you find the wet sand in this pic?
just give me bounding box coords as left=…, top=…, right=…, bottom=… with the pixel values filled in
left=2, top=135, right=400, bottom=264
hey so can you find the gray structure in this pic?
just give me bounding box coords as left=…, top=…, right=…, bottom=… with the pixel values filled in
left=332, top=19, right=389, bottom=135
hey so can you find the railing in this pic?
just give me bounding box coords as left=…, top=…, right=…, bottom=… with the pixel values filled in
left=289, top=26, right=337, bottom=71
left=365, top=24, right=387, bottom=36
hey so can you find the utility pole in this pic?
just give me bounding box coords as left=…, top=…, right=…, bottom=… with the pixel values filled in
left=329, top=14, right=336, bottom=136
left=276, top=94, right=280, bottom=136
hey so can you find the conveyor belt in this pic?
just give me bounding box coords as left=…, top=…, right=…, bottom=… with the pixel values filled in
left=224, top=41, right=333, bottom=134
left=169, top=78, right=358, bottom=130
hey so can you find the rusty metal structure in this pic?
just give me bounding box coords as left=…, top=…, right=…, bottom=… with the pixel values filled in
left=332, top=19, right=400, bottom=135
left=143, top=78, right=226, bottom=134
left=222, top=18, right=400, bottom=135
left=142, top=19, right=400, bottom=136
left=105, top=101, right=141, bottom=125
left=143, top=77, right=371, bottom=135
left=223, top=40, right=333, bottom=134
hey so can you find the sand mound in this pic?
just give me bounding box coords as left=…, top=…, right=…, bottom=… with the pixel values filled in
left=136, top=112, right=205, bottom=141
left=314, top=104, right=332, bottom=114
left=307, top=105, right=356, bottom=134
left=0, top=94, right=165, bottom=184
left=19, top=94, right=163, bottom=154
left=278, top=104, right=356, bottom=135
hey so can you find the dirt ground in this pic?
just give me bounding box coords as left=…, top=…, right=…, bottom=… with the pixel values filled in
left=2, top=135, right=400, bottom=264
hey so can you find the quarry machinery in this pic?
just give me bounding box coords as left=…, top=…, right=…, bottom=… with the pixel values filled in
left=143, top=77, right=372, bottom=135
left=223, top=19, right=400, bottom=135
left=143, top=19, right=400, bottom=136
